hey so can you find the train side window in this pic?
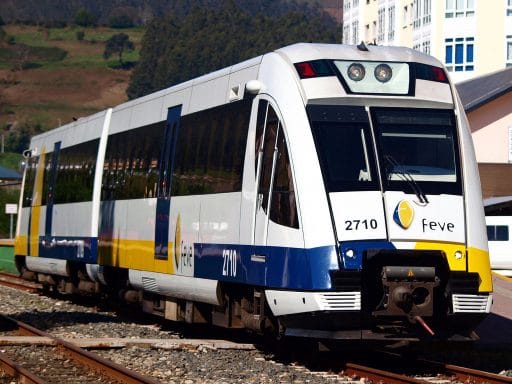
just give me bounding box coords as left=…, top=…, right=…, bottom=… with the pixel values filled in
left=54, top=140, right=99, bottom=204
left=257, top=106, right=279, bottom=214
left=487, top=225, right=509, bottom=241
left=172, top=99, right=251, bottom=196
left=102, top=121, right=165, bottom=201
left=22, top=157, right=38, bottom=207
left=497, top=225, right=509, bottom=241
left=270, top=126, right=299, bottom=228
left=255, top=100, right=268, bottom=175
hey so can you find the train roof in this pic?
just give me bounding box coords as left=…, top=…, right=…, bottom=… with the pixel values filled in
left=29, top=43, right=446, bottom=148
left=276, top=42, right=442, bottom=67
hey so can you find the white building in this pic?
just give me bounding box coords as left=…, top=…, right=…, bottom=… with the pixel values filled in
left=342, top=0, right=512, bottom=83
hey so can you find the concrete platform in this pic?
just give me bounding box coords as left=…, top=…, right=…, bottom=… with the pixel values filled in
left=475, top=272, right=512, bottom=345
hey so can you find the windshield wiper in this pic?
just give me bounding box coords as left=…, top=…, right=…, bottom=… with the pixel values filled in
left=384, top=155, right=429, bottom=205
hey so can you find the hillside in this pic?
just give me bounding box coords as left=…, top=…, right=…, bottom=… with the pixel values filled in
left=0, top=0, right=341, bottom=25
left=0, top=25, right=143, bottom=143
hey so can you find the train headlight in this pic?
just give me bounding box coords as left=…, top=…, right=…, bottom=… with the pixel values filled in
left=374, top=63, right=392, bottom=83
left=333, top=60, right=410, bottom=94
left=454, top=250, right=464, bottom=260
left=345, top=249, right=355, bottom=258
left=347, top=63, right=366, bottom=82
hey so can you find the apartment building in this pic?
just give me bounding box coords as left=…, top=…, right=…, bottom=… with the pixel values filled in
left=342, top=0, right=512, bottom=83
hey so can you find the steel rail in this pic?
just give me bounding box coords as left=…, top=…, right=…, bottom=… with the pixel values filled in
left=344, top=362, right=431, bottom=383
left=0, top=314, right=162, bottom=384
left=0, top=352, right=46, bottom=384
left=426, top=360, right=512, bottom=384
left=368, top=350, right=512, bottom=384
left=0, top=271, right=40, bottom=293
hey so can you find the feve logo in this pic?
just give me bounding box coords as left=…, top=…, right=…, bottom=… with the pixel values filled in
left=393, top=200, right=414, bottom=229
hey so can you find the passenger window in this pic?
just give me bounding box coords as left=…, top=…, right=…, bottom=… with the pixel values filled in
left=487, top=225, right=509, bottom=241
left=496, top=225, right=509, bottom=241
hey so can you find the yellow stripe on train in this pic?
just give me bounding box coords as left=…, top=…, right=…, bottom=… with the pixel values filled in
left=414, top=241, right=492, bottom=292
left=98, top=238, right=175, bottom=274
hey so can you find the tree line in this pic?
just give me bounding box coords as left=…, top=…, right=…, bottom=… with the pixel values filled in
left=127, top=1, right=340, bottom=99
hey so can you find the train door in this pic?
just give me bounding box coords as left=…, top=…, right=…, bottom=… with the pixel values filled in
left=253, top=99, right=299, bottom=246
left=253, top=100, right=279, bottom=245
left=44, top=142, right=61, bottom=241
left=154, top=105, right=181, bottom=260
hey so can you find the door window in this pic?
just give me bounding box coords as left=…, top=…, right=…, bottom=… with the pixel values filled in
left=256, top=101, right=299, bottom=228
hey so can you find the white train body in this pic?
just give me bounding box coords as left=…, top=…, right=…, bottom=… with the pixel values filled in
left=15, top=43, right=492, bottom=341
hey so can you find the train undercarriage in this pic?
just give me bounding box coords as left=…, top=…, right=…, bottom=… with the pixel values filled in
left=15, top=251, right=489, bottom=343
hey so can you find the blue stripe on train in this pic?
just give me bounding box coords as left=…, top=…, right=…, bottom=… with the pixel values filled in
left=38, top=236, right=98, bottom=263
left=194, top=240, right=395, bottom=290
left=35, top=236, right=395, bottom=290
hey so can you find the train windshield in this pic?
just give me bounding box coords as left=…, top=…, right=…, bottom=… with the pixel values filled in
left=372, top=108, right=461, bottom=195
left=308, top=106, right=461, bottom=195
left=309, top=105, right=379, bottom=192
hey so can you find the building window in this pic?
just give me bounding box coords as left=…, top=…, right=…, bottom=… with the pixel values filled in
left=353, top=0, right=359, bottom=6
left=423, top=0, right=432, bottom=24
left=445, top=0, right=475, bottom=18
left=343, top=25, right=350, bottom=44
left=508, top=0, right=512, bottom=16
left=445, top=37, right=474, bottom=72
left=507, top=36, right=512, bottom=67
left=388, top=5, right=395, bottom=40
left=352, top=20, right=359, bottom=44
left=378, top=8, right=385, bottom=42
left=422, top=40, right=431, bottom=54
left=413, top=0, right=421, bottom=28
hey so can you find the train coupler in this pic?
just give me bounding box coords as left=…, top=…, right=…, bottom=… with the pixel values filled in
left=373, top=266, right=440, bottom=324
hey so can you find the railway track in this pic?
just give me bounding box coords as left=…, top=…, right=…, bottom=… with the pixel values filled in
left=0, top=314, right=161, bottom=384
left=1, top=274, right=512, bottom=383
left=0, top=271, right=40, bottom=293
left=340, top=350, right=512, bottom=384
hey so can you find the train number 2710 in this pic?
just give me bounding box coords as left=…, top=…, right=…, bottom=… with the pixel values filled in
left=222, top=249, right=237, bottom=277
left=345, top=219, right=378, bottom=231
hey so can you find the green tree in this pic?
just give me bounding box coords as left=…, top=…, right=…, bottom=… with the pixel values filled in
left=103, top=33, right=134, bottom=66
left=127, top=1, right=339, bottom=99
left=74, top=8, right=98, bottom=27
left=109, top=14, right=135, bottom=29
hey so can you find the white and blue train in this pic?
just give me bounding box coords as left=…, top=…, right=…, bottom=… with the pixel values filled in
left=15, top=43, right=492, bottom=341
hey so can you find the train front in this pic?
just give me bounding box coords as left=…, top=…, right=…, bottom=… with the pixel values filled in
left=270, top=44, right=492, bottom=341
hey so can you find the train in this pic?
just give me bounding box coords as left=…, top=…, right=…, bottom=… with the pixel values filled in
left=15, top=43, right=492, bottom=342
left=486, top=215, right=512, bottom=277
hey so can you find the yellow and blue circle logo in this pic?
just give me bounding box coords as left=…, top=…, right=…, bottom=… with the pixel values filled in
left=393, top=200, right=414, bottom=229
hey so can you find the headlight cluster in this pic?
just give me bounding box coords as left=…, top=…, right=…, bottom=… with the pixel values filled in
left=348, top=62, right=393, bottom=83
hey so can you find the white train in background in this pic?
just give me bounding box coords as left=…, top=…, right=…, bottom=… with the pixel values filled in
left=486, top=215, right=512, bottom=277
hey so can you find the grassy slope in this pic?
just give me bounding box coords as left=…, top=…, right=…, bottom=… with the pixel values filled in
left=0, top=25, right=143, bottom=132
left=0, top=25, right=143, bottom=238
